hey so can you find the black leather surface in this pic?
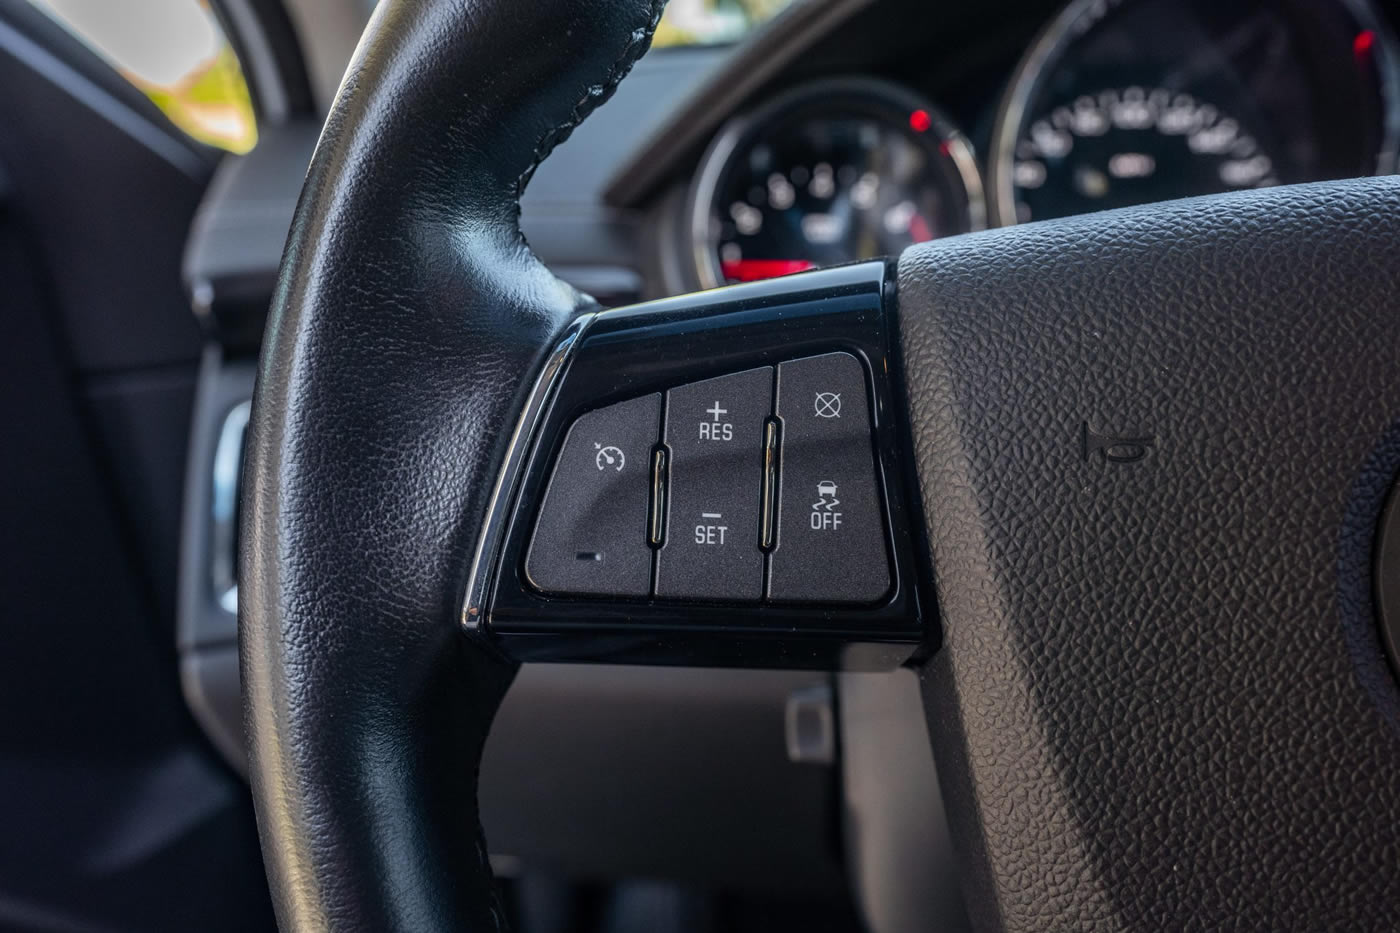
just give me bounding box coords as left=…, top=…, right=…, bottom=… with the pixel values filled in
left=239, top=1, right=662, bottom=930
left=900, top=178, right=1400, bottom=930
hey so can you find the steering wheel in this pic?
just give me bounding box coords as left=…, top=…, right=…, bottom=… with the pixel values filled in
left=239, top=0, right=1400, bottom=929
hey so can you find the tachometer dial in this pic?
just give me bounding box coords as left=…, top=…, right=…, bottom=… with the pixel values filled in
left=990, top=0, right=1400, bottom=225
left=690, top=78, right=984, bottom=289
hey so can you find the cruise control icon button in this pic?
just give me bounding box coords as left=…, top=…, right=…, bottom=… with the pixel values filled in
left=594, top=444, right=625, bottom=471
left=525, top=394, right=660, bottom=598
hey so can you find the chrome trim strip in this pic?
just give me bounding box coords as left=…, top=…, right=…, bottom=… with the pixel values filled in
left=461, top=313, right=596, bottom=632
left=212, top=400, right=251, bottom=614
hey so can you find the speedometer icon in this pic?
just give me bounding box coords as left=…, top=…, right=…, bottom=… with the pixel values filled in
left=594, top=444, right=625, bottom=472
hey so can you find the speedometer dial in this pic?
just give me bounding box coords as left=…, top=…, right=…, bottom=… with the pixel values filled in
left=990, top=0, right=1400, bottom=225
left=1015, top=88, right=1280, bottom=218
left=690, top=78, right=984, bottom=289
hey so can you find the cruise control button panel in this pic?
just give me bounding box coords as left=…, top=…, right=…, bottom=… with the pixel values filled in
left=523, top=358, right=891, bottom=606
left=768, top=353, right=891, bottom=604
left=477, top=263, right=923, bottom=669
left=525, top=393, right=660, bottom=597
left=655, top=367, right=771, bottom=601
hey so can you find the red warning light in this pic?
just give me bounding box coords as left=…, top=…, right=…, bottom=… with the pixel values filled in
left=720, top=259, right=815, bottom=282
left=909, top=109, right=932, bottom=133
left=1356, top=30, right=1376, bottom=57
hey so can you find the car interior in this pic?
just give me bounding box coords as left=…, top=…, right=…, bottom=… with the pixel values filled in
left=3, top=0, right=1399, bottom=929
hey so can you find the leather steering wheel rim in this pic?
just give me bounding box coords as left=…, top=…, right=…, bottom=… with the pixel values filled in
left=240, top=1, right=663, bottom=928
left=243, top=0, right=1400, bottom=930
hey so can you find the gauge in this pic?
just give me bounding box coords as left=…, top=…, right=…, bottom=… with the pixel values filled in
left=989, top=0, right=1400, bottom=225
left=689, top=78, right=984, bottom=289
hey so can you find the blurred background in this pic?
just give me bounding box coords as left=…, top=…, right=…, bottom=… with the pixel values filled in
left=22, top=0, right=793, bottom=154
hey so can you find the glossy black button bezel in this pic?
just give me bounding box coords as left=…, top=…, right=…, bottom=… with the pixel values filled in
left=465, top=261, right=932, bottom=669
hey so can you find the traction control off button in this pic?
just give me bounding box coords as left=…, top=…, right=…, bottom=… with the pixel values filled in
left=768, top=352, right=890, bottom=603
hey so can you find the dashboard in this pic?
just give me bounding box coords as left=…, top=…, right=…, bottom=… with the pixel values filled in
left=614, top=0, right=1400, bottom=295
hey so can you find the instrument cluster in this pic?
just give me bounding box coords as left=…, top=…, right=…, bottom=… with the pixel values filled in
left=686, top=0, right=1400, bottom=285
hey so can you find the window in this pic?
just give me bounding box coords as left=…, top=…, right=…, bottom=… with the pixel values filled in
left=26, top=0, right=257, bottom=153
left=653, top=0, right=795, bottom=48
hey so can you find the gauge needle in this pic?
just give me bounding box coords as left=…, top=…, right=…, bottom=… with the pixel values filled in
left=720, top=259, right=816, bottom=281
left=908, top=214, right=933, bottom=243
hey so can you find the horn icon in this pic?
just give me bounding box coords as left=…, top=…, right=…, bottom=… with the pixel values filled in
left=1082, top=422, right=1155, bottom=464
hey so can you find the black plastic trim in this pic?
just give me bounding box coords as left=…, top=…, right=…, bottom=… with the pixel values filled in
left=211, top=0, right=316, bottom=123
left=466, top=261, right=929, bottom=670
left=1375, top=474, right=1400, bottom=679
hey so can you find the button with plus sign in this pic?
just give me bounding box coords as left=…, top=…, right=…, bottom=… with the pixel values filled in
left=658, top=366, right=773, bottom=601
left=699, top=398, right=733, bottom=442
